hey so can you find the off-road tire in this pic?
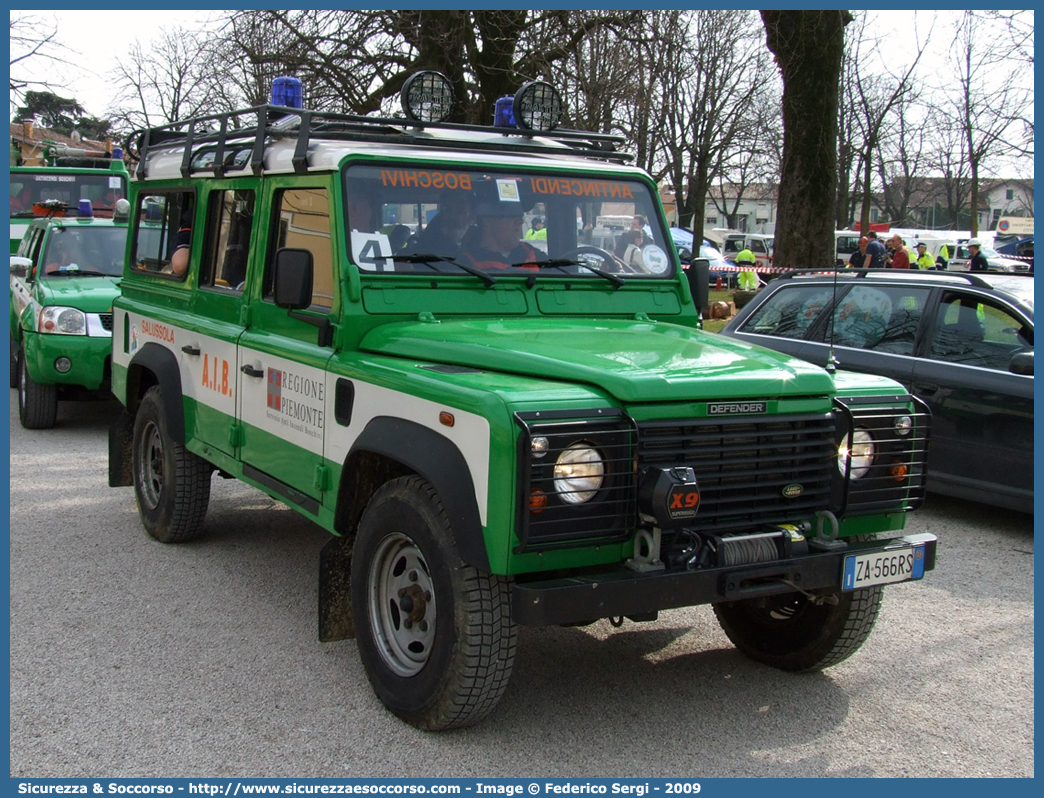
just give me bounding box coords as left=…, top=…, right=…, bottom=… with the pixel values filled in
left=132, top=385, right=211, bottom=543
left=352, top=475, right=517, bottom=731
left=17, top=343, right=57, bottom=429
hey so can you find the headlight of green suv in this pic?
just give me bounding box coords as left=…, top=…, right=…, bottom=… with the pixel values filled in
left=553, top=443, right=605, bottom=504
left=837, top=428, right=875, bottom=479
left=39, top=306, right=87, bottom=335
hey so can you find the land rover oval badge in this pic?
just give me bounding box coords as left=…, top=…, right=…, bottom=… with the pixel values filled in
left=782, top=484, right=803, bottom=498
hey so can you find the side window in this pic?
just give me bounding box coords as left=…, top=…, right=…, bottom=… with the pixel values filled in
left=816, top=284, right=930, bottom=355
left=750, top=239, right=766, bottom=255
left=200, top=189, right=254, bottom=294
left=741, top=285, right=836, bottom=339
left=132, top=191, right=195, bottom=280
left=266, top=188, right=335, bottom=311
left=929, top=292, right=1032, bottom=369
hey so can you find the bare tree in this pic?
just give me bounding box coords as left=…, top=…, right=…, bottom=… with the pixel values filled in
left=108, top=27, right=214, bottom=135
left=9, top=13, right=68, bottom=104
left=951, top=11, right=1034, bottom=235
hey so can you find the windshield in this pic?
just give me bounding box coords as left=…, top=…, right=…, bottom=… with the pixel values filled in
left=342, top=164, right=674, bottom=280
left=40, top=226, right=126, bottom=277
left=10, top=171, right=127, bottom=218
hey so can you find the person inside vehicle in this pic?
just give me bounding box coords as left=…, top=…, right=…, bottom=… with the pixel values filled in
left=11, top=185, right=33, bottom=214
left=44, top=234, right=85, bottom=274
left=967, top=238, right=988, bottom=272
left=168, top=210, right=193, bottom=277
left=460, top=181, right=541, bottom=271
left=412, top=189, right=474, bottom=257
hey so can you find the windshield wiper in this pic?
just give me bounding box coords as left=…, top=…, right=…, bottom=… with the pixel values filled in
left=392, top=253, right=497, bottom=287
left=532, top=259, right=626, bottom=288
left=48, top=269, right=112, bottom=277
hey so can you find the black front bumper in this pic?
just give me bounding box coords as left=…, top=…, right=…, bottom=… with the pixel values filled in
left=512, top=532, right=937, bottom=626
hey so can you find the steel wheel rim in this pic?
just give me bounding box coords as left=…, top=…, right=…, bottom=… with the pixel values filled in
left=367, top=532, right=436, bottom=677
left=137, top=420, right=165, bottom=510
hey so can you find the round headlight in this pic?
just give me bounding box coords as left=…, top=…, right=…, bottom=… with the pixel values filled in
left=40, top=306, right=87, bottom=335
left=894, top=416, right=913, bottom=436
left=553, top=443, right=605, bottom=504
left=512, top=81, right=563, bottom=132
left=838, top=429, right=875, bottom=479
left=400, top=71, right=455, bottom=124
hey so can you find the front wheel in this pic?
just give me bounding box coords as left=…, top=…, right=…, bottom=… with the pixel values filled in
left=713, top=585, right=883, bottom=672
left=351, top=476, right=517, bottom=730
left=18, top=342, right=57, bottom=429
left=131, top=386, right=211, bottom=543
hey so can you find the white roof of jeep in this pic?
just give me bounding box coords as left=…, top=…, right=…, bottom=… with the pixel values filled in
left=133, top=109, right=638, bottom=182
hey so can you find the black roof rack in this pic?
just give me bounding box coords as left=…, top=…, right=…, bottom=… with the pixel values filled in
left=776, top=266, right=996, bottom=289
left=126, top=105, right=634, bottom=180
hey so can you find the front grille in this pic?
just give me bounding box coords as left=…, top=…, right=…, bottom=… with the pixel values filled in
left=515, top=410, right=637, bottom=553
left=99, top=313, right=114, bottom=331
left=637, top=412, right=837, bottom=532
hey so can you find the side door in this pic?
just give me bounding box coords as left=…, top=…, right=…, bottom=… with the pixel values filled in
left=179, top=183, right=259, bottom=456
left=798, top=282, right=932, bottom=390
left=236, top=182, right=338, bottom=509
left=911, top=289, right=1034, bottom=498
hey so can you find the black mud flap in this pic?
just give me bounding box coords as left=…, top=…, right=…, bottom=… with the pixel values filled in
left=319, top=535, right=355, bottom=641
left=108, top=409, right=134, bottom=487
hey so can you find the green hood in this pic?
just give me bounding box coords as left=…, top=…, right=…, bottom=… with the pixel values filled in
left=361, top=318, right=835, bottom=402
left=37, top=276, right=120, bottom=313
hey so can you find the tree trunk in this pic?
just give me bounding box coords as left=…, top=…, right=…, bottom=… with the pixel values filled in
left=761, top=11, right=852, bottom=271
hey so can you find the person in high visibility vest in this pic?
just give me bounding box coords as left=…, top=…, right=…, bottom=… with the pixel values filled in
left=735, top=248, right=759, bottom=290
left=914, top=242, right=935, bottom=270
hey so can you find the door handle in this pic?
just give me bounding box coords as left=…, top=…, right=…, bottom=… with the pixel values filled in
left=913, top=382, right=938, bottom=394
left=241, top=364, right=264, bottom=378
left=181, top=344, right=201, bottom=356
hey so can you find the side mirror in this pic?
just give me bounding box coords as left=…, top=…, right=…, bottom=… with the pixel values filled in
left=10, top=256, right=32, bottom=279
left=1009, top=350, right=1034, bottom=376
left=273, top=248, right=313, bottom=310
left=686, top=257, right=710, bottom=312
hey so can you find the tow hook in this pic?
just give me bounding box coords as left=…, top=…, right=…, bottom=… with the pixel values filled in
left=781, top=578, right=840, bottom=605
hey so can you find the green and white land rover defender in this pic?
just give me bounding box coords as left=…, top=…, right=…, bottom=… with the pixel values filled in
left=108, top=74, right=935, bottom=730
left=10, top=201, right=129, bottom=428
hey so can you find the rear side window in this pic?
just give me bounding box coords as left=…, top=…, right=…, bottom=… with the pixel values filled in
left=813, top=284, right=930, bottom=355
left=929, top=292, right=1032, bottom=369
left=131, top=190, right=195, bottom=279
left=200, top=189, right=255, bottom=294
left=266, top=188, right=335, bottom=311
left=740, top=285, right=836, bottom=339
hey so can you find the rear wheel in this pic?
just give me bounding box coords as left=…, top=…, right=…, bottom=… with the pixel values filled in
left=132, top=386, right=211, bottom=543
left=352, top=476, right=517, bottom=730
left=17, top=343, right=57, bottom=429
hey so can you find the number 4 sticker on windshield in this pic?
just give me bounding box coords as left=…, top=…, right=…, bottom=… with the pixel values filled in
left=351, top=231, right=395, bottom=272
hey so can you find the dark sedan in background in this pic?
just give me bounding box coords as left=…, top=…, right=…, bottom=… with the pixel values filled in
left=721, top=269, right=1034, bottom=513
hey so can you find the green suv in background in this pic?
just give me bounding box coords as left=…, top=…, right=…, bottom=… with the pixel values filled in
left=108, top=73, right=936, bottom=730
left=10, top=200, right=129, bottom=428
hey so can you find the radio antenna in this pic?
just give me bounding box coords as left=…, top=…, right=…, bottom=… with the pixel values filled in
left=825, top=263, right=840, bottom=374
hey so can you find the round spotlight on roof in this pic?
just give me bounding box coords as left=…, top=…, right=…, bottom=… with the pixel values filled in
left=401, top=71, right=455, bottom=124
left=512, top=81, right=563, bottom=133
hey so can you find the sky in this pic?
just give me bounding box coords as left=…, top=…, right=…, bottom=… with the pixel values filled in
left=9, top=8, right=1034, bottom=181
left=12, top=9, right=970, bottom=119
